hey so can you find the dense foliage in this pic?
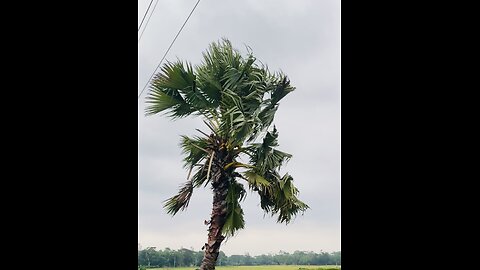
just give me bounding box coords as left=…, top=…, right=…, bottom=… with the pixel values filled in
left=138, top=248, right=341, bottom=267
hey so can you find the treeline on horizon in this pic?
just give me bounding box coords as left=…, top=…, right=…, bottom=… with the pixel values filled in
left=138, top=247, right=341, bottom=267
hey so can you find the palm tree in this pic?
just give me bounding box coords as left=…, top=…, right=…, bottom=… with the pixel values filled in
left=145, top=39, right=309, bottom=270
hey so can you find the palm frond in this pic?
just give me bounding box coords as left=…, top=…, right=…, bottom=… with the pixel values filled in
left=244, top=170, right=271, bottom=190
left=222, top=203, right=245, bottom=238
left=145, top=60, right=218, bottom=119
left=145, top=73, right=193, bottom=117
left=274, top=173, right=309, bottom=223
left=179, top=135, right=210, bottom=169
left=163, top=180, right=194, bottom=216
left=254, top=172, right=309, bottom=224
left=195, top=66, right=222, bottom=105
left=206, top=151, right=215, bottom=182
left=246, top=126, right=292, bottom=174
left=222, top=181, right=246, bottom=237
left=257, top=104, right=278, bottom=132
left=270, top=75, right=295, bottom=106
left=191, top=164, right=208, bottom=188
left=223, top=161, right=254, bottom=170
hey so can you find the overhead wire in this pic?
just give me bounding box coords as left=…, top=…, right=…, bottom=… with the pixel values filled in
left=138, top=0, right=155, bottom=32
left=138, top=0, right=201, bottom=99
left=138, top=0, right=160, bottom=43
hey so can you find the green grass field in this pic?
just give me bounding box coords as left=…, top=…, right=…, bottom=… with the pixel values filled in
left=150, top=265, right=340, bottom=270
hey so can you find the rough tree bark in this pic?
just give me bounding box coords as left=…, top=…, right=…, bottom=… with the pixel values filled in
left=199, top=146, right=230, bottom=270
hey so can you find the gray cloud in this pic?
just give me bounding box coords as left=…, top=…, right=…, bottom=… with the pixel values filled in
left=138, top=0, right=340, bottom=255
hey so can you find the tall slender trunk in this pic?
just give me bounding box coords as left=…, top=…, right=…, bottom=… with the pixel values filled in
left=199, top=149, right=229, bottom=270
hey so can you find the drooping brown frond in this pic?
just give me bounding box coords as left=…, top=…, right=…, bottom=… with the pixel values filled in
left=163, top=181, right=194, bottom=215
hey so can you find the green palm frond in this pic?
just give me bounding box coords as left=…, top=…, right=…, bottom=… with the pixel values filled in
left=158, top=60, right=195, bottom=90
left=244, top=170, right=270, bottom=190
left=222, top=181, right=246, bottom=237
left=274, top=173, right=309, bottom=224
left=146, top=60, right=218, bottom=119
left=262, top=125, right=279, bottom=147
left=145, top=62, right=196, bottom=118
left=179, top=135, right=210, bottom=169
left=256, top=104, right=278, bottom=133
left=195, top=66, right=222, bottom=105
left=145, top=77, right=192, bottom=118
left=191, top=164, right=208, bottom=188
left=245, top=126, right=292, bottom=174
left=270, top=75, right=295, bottom=106
left=254, top=172, right=309, bottom=224
left=164, top=180, right=194, bottom=216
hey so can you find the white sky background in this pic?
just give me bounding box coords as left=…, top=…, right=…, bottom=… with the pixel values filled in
left=138, top=0, right=340, bottom=256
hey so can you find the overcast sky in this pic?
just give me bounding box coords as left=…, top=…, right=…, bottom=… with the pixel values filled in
left=138, top=0, right=340, bottom=256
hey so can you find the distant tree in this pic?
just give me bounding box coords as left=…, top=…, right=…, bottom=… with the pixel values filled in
left=243, top=253, right=254, bottom=265
left=274, top=251, right=290, bottom=265
left=146, top=39, right=308, bottom=270
left=179, top=248, right=195, bottom=266
left=195, top=250, right=205, bottom=266
left=330, top=251, right=341, bottom=265
left=138, top=248, right=341, bottom=267
left=138, top=250, right=147, bottom=266
left=217, top=251, right=227, bottom=266
left=255, top=254, right=272, bottom=265
left=139, top=247, right=158, bottom=267
left=229, top=254, right=242, bottom=266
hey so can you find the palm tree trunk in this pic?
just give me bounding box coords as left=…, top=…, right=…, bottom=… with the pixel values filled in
left=199, top=164, right=229, bottom=270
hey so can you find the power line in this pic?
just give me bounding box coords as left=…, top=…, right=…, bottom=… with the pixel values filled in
left=138, top=0, right=154, bottom=32
left=138, top=0, right=160, bottom=43
left=138, top=0, right=201, bottom=100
